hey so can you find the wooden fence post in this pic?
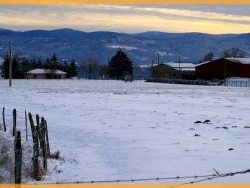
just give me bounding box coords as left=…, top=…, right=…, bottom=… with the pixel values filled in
left=44, top=119, right=50, bottom=156
left=41, top=117, right=47, bottom=171
left=29, top=112, right=40, bottom=180
left=25, top=110, right=28, bottom=141
left=13, top=109, right=17, bottom=136
left=36, top=114, right=40, bottom=128
left=15, top=131, right=22, bottom=184
left=2, top=107, right=6, bottom=132
left=32, top=126, right=40, bottom=181
left=36, top=114, right=42, bottom=151
left=28, top=113, right=35, bottom=142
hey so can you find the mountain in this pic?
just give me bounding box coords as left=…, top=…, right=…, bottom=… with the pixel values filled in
left=0, top=28, right=249, bottom=66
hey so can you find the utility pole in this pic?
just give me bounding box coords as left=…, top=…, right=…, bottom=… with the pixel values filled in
left=179, top=58, right=181, bottom=79
left=224, top=58, right=227, bottom=86
left=9, top=40, right=12, bottom=87
left=151, top=60, right=154, bottom=78
left=158, top=53, right=160, bottom=65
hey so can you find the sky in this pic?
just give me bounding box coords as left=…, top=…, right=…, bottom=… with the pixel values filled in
left=0, top=4, right=250, bottom=34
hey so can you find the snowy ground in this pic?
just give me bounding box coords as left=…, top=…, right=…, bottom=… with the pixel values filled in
left=0, top=79, right=250, bottom=184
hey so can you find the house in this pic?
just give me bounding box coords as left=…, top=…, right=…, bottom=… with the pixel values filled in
left=195, top=58, right=250, bottom=80
left=26, top=69, right=67, bottom=79
left=152, top=63, right=195, bottom=79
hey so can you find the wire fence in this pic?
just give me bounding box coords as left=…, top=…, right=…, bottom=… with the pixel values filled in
left=146, top=78, right=223, bottom=86
left=225, top=79, right=250, bottom=87
left=0, top=107, right=50, bottom=183
left=43, top=168, right=250, bottom=185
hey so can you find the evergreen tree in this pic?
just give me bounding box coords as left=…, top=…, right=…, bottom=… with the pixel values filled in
left=42, top=53, right=60, bottom=78
left=2, top=53, right=9, bottom=79
left=69, top=58, right=77, bottom=77
left=108, top=49, right=133, bottom=79
left=50, top=52, right=58, bottom=63
left=203, top=52, right=214, bottom=62
left=20, top=57, right=31, bottom=78
left=12, top=56, right=22, bottom=79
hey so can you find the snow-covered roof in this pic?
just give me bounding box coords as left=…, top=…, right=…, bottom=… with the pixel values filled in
left=227, top=58, right=250, bottom=64
left=195, top=61, right=211, bottom=67
left=27, top=69, right=67, bottom=75
left=196, top=58, right=250, bottom=67
left=162, top=62, right=195, bottom=71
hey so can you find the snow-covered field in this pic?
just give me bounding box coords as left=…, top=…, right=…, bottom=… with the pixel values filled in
left=0, top=79, right=250, bottom=184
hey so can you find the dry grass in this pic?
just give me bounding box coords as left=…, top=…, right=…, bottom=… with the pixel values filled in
left=49, top=150, right=63, bottom=160
left=23, top=162, right=47, bottom=181
left=0, top=141, right=15, bottom=183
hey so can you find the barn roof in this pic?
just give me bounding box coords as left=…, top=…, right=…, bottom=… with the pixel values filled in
left=26, top=69, right=67, bottom=75
left=227, top=58, right=250, bottom=64
left=162, top=62, right=195, bottom=71
left=196, top=58, right=250, bottom=67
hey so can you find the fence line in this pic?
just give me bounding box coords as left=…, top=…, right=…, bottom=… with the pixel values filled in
left=0, top=107, right=50, bottom=183
left=44, top=168, right=250, bottom=185
left=225, top=79, right=250, bottom=87
left=146, top=78, right=223, bottom=86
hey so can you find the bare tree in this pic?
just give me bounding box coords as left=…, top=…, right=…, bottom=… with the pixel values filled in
left=43, top=60, right=58, bottom=79
left=223, top=47, right=245, bottom=58
left=98, top=65, right=109, bottom=79
left=81, top=58, right=100, bottom=79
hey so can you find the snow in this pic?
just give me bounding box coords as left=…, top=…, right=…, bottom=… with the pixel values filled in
left=0, top=79, right=250, bottom=184
left=162, top=63, right=195, bottom=71
left=26, top=69, right=67, bottom=74
left=106, top=45, right=137, bottom=51
left=227, top=58, right=250, bottom=64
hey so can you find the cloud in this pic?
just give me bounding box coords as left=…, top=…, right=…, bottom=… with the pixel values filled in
left=0, top=5, right=249, bottom=34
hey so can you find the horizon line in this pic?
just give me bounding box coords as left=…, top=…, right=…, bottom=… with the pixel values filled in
left=1, top=27, right=250, bottom=35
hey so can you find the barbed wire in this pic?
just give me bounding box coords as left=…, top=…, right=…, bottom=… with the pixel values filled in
left=170, top=169, right=250, bottom=188
left=43, top=168, right=250, bottom=184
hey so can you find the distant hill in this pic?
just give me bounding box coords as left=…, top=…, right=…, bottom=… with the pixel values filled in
left=0, top=28, right=249, bottom=66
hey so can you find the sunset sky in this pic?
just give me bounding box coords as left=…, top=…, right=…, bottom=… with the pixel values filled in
left=0, top=4, right=250, bottom=34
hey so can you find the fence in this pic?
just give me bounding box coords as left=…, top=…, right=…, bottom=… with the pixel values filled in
left=0, top=107, right=50, bottom=183
left=146, top=78, right=223, bottom=86
left=224, top=79, right=250, bottom=87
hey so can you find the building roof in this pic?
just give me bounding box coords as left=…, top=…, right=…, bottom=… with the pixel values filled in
left=227, top=58, right=250, bottom=64
left=161, top=62, right=195, bottom=71
left=27, top=69, right=67, bottom=75
left=196, top=58, right=250, bottom=67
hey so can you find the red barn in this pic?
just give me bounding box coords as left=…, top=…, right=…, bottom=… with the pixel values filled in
left=195, top=58, right=250, bottom=80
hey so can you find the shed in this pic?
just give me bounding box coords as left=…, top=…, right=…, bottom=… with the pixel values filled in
left=195, top=58, right=250, bottom=80
left=26, top=69, right=67, bottom=79
left=152, top=63, right=195, bottom=79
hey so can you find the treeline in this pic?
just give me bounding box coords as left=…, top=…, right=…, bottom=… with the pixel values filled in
left=1, top=53, right=77, bottom=79
left=1, top=49, right=140, bottom=80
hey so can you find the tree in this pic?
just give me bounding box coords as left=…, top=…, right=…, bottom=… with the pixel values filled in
left=99, top=65, right=109, bottom=79
left=43, top=53, right=59, bottom=79
left=203, top=52, right=214, bottom=62
left=68, top=58, right=77, bottom=78
left=2, top=53, right=24, bottom=79
left=81, top=58, right=100, bottom=79
left=43, top=59, right=58, bottom=79
left=19, top=56, right=31, bottom=78
left=2, top=53, right=9, bottom=79
left=223, top=47, right=245, bottom=58
left=108, top=49, right=133, bottom=80
left=12, top=55, right=22, bottom=79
